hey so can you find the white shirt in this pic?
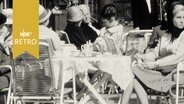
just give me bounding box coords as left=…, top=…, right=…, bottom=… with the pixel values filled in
left=39, top=25, right=62, bottom=50
left=146, top=0, right=151, bottom=13
left=98, top=24, right=124, bottom=53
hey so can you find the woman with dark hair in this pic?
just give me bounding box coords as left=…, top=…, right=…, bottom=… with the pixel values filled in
left=120, top=1, right=184, bottom=104
left=146, top=0, right=184, bottom=50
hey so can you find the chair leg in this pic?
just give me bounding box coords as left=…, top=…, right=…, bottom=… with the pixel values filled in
left=77, top=73, right=111, bottom=100
left=155, top=97, right=162, bottom=104
left=163, top=97, right=171, bottom=104
left=148, top=95, right=152, bottom=104
left=77, top=74, right=110, bottom=100
left=106, top=85, right=112, bottom=100
left=82, top=78, right=107, bottom=104
left=76, top=71, right=104, bottom=100
left=72, top=67, right=77, bottom=104
left=4, top=94, right=7, bottom=104
left=6, top=88, right=11, bottom=104
left=89, top=70, right=103, bottom=84
left=106, top=77, right=120, bottom=101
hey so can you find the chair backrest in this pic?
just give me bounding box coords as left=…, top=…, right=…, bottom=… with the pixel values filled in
left=124, top=29, right=153, bottom=55
left=56, top=30, right=71, bottom=44
left=102, top=36, right=119, bottom=55
left=39, top=39, right=55, bottom=55
left=12, top=41, right=55, bottom=96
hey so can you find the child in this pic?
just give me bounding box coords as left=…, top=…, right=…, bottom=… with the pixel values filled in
left=94, top=4, right=124, bottom=54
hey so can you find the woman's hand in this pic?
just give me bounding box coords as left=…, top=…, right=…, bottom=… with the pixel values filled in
left=140, top=61, right=158, bottom=70
left=134, top=53, right=145, bottom=60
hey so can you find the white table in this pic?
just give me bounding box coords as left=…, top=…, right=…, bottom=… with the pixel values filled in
left=51, top=55, right=134, bottom=104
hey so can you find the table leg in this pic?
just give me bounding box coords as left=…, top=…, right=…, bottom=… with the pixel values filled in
left=77, top=73, right=110, bottom=100
left=72, top=67, right=77, bottom=104
left=82, top=78, right=107, bottom=104
left=59, top=64, right=64, bottom=104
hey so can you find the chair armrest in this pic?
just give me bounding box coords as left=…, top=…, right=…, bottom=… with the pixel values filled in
left=171, top=70, right=184, bottom=81
left=0, top=65, right=13, bottom=88
left=171, top=62, right=184, bottom=81
left=0, top=65, right=12, bottom=73
left=56, top=30, right=71, bottom=44
left=128, top=30, right=153, bottom=36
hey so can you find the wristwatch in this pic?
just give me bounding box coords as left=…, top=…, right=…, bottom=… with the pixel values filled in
left=155, top=60, right=159, bottom=68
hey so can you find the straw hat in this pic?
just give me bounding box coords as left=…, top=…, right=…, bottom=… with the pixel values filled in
left=39, top=5, right=51, bottom=24
left=2, top=8, right=13, bottom=25
left=67, top=6, right=83, bottom=22
left=0, top=12, right=6, bottom=25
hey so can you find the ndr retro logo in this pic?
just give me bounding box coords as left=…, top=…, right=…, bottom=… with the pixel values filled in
left=14, top=29, right=37, bottom=45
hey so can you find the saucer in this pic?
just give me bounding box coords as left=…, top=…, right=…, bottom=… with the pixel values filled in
left=77, top=52, right=101, bottom=57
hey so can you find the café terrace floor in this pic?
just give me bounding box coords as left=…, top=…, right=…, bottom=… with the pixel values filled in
left=78, top=93, right=158, bottom=104
left=0, top=93, right=158, bottom=104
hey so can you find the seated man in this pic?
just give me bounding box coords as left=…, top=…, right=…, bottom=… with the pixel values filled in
left=39, top=5, right=62, bottom=51
left=2, top=8, right=13, bottom=56
left=0, top=12, right=11, bottom=90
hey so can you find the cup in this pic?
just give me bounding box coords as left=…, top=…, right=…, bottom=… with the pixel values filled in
left=81, top=44, right=93, bottom=56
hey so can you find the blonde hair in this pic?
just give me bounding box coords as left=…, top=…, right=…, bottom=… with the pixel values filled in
left=173, top=4, right=184, bottom=16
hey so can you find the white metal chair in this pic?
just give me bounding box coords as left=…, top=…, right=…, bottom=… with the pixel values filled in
left=0, top=65, right=12, bottom=104
left=42, top=39, right=78, bottom=104
left=94, top=36, right=120, bottom=55
left=124, top=29, right=153, bottom=55
left=7, top=41, right=57, bottom=104
left=169, top=61, right=184, bottom=104
left=123, top=30, right=170, bottom=104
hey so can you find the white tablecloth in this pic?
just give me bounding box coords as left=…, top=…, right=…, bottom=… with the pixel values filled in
left=51, top=55, right=134, bottom=90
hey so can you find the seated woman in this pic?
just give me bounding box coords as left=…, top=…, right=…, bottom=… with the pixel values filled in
left=79, top=4, right=99, bottom=43
left=120, top=1, right=184, bottom=104
left=64, top=6, right=88, bottom=49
